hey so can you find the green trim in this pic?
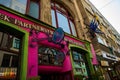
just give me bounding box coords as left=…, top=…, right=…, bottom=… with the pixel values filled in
left=0, top=20, right=29, bottom=80
left=85, top=43, right=95, bottom=77
left=69, top=44, right=95, bottom=78
left=69, top=44, right=88, bottom=75
left=85, top=43, right=92, bottom=58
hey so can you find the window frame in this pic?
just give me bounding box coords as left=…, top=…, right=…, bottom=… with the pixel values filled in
left=26, top=0, right=40, bottom=19
left=51, top=2, right=78, bottom=37
left=38, top=46, right=65, bottom=66
left=71, top=50, right=88, bottom=75
left=13, top=37, right=20, bottom=49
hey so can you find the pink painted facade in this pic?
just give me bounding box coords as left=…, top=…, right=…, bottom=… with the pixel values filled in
left=90, top=44, right=98, bottom=65
left=0, top=9, right=98, bottom=79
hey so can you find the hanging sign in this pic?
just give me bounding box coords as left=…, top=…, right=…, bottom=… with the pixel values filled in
left=52, top=27, right=64, bottom=44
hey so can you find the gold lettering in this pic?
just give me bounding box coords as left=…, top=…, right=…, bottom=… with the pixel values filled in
left=23, top=22, right=29, bottom=28
left=4, top=15, right=10, bottom=22
left=18, top=20, right=23, bottom=26
left=14, top=19, right=18, bottom=24
left=0, top=13, right=54, bottom=36
left=32, top=24, right=37, bottom=30
left=28, top=24, right=32, bottom=28
left=44, top=29, right=49, bottom=34
left=0, top=13, right=4, bottom=20
left=40, top=27, right=45, bottom=32
left=36, top=25, right=40, bottom=31
left=50, top=31, right=53, bottom=35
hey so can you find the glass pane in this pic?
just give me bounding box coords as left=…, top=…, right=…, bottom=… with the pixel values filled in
left=13, top=38, right=20, bottom=49
left=70, top=20, right=77, bottom=36
left=11, top=55, right=19, bottom=67
left=73, top=51, right=79, bottom=61
left=29, top=1, right=39, bottom=19
left=0, top=0, right=11, bottom=7
left=97, top=37, right=104, bottom=44
left=0, top=0, right=27, bottom=13
left=51, top=10, right=57, bottom=28
left=1, top=54, right=11, bottom=67
left=16, top=0, right=27, bottom=4
left=57, top=12, right=70, bottom=34
left=42, top=55, right=49, bottom=64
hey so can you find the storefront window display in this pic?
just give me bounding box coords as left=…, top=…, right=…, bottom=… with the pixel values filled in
left=38, top=46, right=65, bottom=66
left=72, top=50, right=88, bottom=76
left=0, top=31, right=21, bottom=80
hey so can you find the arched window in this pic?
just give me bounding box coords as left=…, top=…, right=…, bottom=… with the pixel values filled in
left=38, top=46, right=65, bottom=66
left=51, top=2, right=77, bottom=36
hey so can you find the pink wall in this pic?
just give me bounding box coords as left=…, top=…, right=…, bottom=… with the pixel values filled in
left=0, top=10, right=74, bottom=77
left=0, top=10, right=97, bottom=78
left=90, top=44, right=98, bottom=65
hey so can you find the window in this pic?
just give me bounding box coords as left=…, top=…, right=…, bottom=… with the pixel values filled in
left=28, top=0, right=40, bottom=19
left=38, top=46, right=65, bottom=66
left=0, top=53, right=18, bottom=79
left=51, top=2, right=77, bottom=36
left=0, top=31, right=21, bottom=52
left=97, top=35, right=107, bottom=46
left=0, top=30, right=20, bottom=79
left=13, top=38, right=20, bottom=49
left=1, top=54, right=11, bottom=67
left=1, top=54, right=18, bottom=67
left=15, top=6, right=20, bottom=11
left=72, top=50, right=88, bottom=76
left=0, top=0, right=27, bottom=14
left=73, top=51, right=80, bottom=61
left=97, top=37, right=104, bottom=44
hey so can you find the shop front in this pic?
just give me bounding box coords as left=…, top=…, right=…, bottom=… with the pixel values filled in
left=0, top=6, right=96, bottom=80
left=97, top=51, right=119, bottom=80
left=0, top=17, right=28, bottom=80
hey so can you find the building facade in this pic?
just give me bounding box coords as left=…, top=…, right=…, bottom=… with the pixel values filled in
left=78, top=0, right=120, bottom=80
left=0, top=0, right=98, bottom=80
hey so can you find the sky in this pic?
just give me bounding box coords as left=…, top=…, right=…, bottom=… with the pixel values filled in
left=89, top=0, right=120, bottom=34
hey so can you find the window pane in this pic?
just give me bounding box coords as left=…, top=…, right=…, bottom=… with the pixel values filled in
left=51, top=10, right=57, bottom=28
left=0, top=0, right=11, bottom=7
left=11, top=0, right=27, bottom=13
left=11, top=55, right=19, bottom=67
left=97, top=37, right=104, bottom=44
left=57, top=12, right=70, bottom=34
left=13, top=38, right=20, bottom=49
left=29, top=1, right=39, bottom=19
left=1, top=54, right=11, bottom=67
left=0, top=0, right=27, bottom=13
left=38, top=47, right=64, bottom=66
left=73, top=51, right=80, bottom=61
left=70, top=20, right=77, bottom=36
